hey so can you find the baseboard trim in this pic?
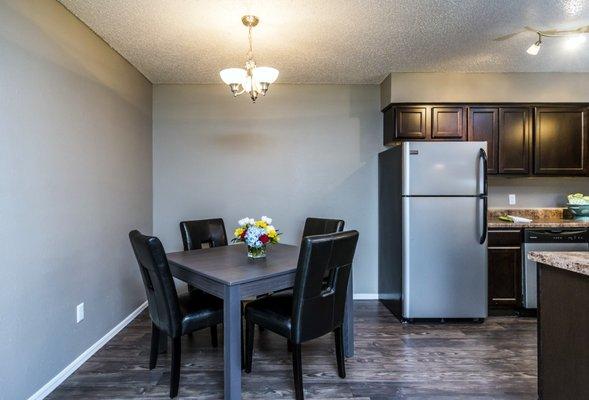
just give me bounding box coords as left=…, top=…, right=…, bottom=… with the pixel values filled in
left=353, top=293, right=379, bottom=300
left=27, top=300, right=148, bottom=400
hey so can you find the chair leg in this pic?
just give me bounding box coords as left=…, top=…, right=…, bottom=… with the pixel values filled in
left=292, top=343, right=304, bottom=400
left=149, top=323, right=160, bottom=370
left=210, top=325, right=218, bottom=348
left=170, top=337, right=181, bottom=398
left=334, top=327, right=346, bottom=378
left=244, top=318, right=255, bottom=373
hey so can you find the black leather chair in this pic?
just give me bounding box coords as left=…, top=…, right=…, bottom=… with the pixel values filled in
left=179, top=218, right=227, bottom=344
left=244, top=230, right=359, bottom=400
left=178, top=218, right=248, bottom=363
left=302, top=217, right=345, bottom=237
left=129, top=230, right=223, bottom=398
left=179, top=218, right=228, bottom=250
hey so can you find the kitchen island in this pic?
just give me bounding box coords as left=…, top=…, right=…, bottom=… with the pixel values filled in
left=528, top=251, right=589, bottom=400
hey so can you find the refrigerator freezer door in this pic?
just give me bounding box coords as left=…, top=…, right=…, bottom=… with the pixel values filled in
left=402, top=141, right=487, bottom=196
left=402, top=196, right=488, bottom=318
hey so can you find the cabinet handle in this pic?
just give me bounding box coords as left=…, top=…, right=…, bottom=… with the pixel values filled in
left=488, top=246, right=521, bottom=250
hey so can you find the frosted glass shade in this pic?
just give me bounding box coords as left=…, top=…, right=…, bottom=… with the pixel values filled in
left=253, top=67, right=279, bottom=83
left=526, top=42, right=541, bottom=55
left=220, top=68, right=247, bottom=85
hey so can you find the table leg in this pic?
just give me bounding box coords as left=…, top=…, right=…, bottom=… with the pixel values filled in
left=224, top=285, right=241, bottom=400
left=343, top=270, right=354, bottom=357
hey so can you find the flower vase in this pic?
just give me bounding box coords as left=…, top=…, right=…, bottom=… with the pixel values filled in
left=247, top=245, right=267, bottom=259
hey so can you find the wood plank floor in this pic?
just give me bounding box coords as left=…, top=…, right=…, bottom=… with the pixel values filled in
left=48, top=301, right=537, bottom=399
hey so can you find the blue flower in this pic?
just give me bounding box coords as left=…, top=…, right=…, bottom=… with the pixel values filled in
left=244, top=226, right=266, bottom=248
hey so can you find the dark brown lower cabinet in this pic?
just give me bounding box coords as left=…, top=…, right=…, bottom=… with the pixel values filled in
left=488, top=229, right=522, bottom=308
left=538, top=264, right=589, bottom=399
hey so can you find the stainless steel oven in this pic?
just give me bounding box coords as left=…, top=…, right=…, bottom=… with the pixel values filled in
left=522, top=228, right=588, bottom=309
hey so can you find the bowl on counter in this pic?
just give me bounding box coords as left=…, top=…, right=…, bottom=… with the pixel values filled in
left=566, top=204, right=589, bottom=221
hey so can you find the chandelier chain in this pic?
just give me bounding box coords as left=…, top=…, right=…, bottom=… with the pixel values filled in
left=247, top=25, right=254, bottom=62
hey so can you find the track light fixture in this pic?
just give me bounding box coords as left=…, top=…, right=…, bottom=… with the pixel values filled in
left=525, top=27, right=588, bottom=55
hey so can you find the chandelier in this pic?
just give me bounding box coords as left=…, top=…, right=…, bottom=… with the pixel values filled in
left=220, top=15, right=279, bottom=102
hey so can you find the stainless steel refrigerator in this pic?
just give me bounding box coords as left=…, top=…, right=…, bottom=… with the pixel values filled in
left=378, top=141, right=488, bottom=320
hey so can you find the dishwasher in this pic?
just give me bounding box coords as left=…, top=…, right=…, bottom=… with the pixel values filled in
left=522, top=228, right=589, bottom=309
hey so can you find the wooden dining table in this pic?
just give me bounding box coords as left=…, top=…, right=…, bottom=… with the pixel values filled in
left=165, top=242, right=354, bottom=400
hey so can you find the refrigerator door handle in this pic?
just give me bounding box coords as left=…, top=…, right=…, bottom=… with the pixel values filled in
left=478, top=148, right=488, bottom=245
left=479, top=195, right=488, bottom=244
left=479, top=148, right=488, bottom=196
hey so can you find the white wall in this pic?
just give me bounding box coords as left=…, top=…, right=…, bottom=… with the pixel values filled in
left=0, top=1, right=152, bottom=399
left=153, top=84, right=382, bottom=295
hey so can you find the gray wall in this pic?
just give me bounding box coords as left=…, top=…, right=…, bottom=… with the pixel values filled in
left=153, top=84, right=382, bottom=295
left=489, top=176, right=589, bottom=208
left=0, top=1, right=152, bottom=399
left=380, top=72, right=589, bottom=109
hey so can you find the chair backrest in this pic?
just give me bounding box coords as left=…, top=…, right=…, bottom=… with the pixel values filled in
left=129, top=230, right=182, bottom=338
left=291, top=230, right=359, bottom=343
left=302, top=217, right=345, bottom=238
left=179, top=218, right=228, bottom=251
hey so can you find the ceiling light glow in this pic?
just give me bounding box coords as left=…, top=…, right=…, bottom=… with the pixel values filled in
left=564, top=34, right=587, bottom=50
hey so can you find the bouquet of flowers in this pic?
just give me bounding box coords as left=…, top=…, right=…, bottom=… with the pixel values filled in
left=232, top=216, right=280, bottom=258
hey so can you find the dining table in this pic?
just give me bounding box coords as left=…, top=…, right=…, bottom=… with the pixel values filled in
left=165, top=242, right=354, bottom=400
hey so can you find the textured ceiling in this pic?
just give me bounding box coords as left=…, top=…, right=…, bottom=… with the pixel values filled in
left=58, top=0, right=589, bottom=84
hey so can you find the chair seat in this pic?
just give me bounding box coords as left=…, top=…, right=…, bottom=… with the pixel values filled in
left=178, top=290, right=223, bottom=335
left=245, top=293, right=293, bottom=338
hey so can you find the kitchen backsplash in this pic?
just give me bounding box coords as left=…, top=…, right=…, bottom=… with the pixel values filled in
left=488, top=176, right=589, bottom=208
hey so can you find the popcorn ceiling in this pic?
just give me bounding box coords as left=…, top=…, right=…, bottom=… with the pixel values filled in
left=58, top=0, right=589, bottom=84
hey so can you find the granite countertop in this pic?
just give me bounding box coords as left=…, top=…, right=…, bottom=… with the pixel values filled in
left=488, top=218, right=589, bottom=228
left=487, top=207, right=589, bottom=228
left=528, top=251, right=589, bottom=277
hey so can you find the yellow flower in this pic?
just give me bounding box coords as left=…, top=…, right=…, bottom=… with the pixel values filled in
left=266, top=226, right=277, bottom=238
left=234, top=228, right=244, bottom=237
left=256, top=220, right=268, bottom=228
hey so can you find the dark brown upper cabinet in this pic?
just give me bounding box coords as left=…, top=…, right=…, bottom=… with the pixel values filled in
left=498, top=108, right=531, bottom=174
left=395, top=106, right=428, bottom=139
left=431, top=106, right=466, bottom=140
left=534, top=107, right=588, bottom=175
left=468, top=107, right=499, bottom=174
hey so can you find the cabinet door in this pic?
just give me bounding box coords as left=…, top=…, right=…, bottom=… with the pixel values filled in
left=395, top=106, right=428, bottom=139
left=468, top=107, right=499, bottom=174
left=498, top=108, right=530, bottom=174
left=534, top=107, right=588, bottom=175
left=431, top=106, right=466, bottom=140
left=488, top=247, right=522, bottom=308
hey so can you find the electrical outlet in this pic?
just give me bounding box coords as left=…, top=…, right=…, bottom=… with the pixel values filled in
left=76, top=303, right=84, bottom=323
left=508, top=194, right=517, bottom=205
